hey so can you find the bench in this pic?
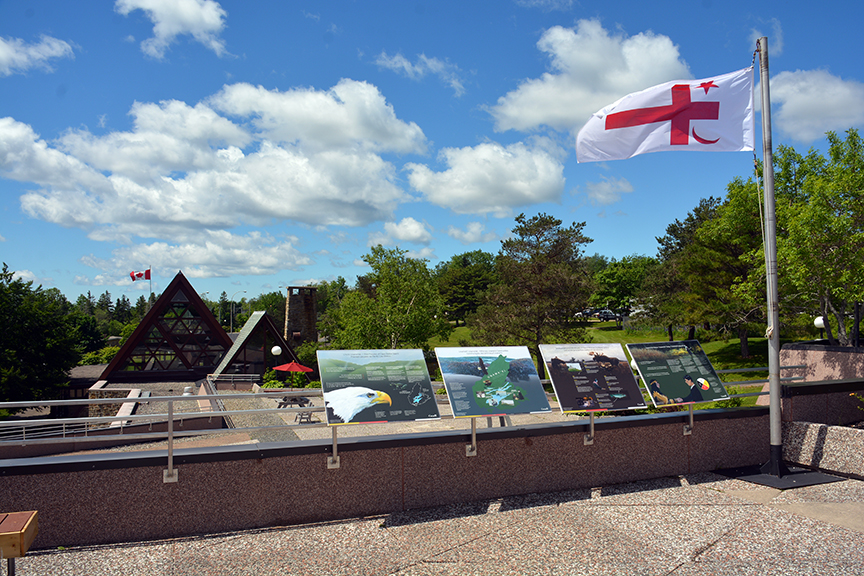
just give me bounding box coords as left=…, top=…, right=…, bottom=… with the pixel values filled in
left=0, top=510, right=38, bottom=575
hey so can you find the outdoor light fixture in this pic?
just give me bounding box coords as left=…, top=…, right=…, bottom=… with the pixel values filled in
left=814, top=316, right=825, bottom=339
left=271, top=346, right=282, bottom=356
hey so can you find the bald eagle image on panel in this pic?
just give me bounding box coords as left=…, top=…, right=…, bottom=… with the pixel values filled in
left=435, top=346, right=551, bottom=418
left=317, top=349, right=440, bottom=425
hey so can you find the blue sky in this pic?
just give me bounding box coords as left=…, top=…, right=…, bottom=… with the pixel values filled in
left=2, top=0, right=863, bottom=302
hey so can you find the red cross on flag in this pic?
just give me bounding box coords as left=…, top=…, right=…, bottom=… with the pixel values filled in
left=130, top=269, right=151, bottom=281
left=576, top=67, right=754, bottom=163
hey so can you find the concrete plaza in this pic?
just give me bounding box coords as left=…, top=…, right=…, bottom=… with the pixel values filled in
left=9, top=471, right=864, bottom=576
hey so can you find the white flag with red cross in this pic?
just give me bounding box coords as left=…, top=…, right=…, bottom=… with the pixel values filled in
left=576, top=67, right=754, bottom=163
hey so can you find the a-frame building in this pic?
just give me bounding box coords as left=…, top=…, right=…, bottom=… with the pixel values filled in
left=212, top=311, right=305, bottom=379
left=100, top=272, right=234, bottom=383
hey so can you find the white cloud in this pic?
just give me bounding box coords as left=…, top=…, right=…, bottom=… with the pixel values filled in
left=2, top=79, right=424, bottom=271
left=80, top=230, right=312, bottom=282
left=368, top=217, right=433, bottom=247
left=0, top=35, right=74, bottom=76
left=488, top=19, right=690, bottom=134
left=770, top=69, right=864, bottom=142
left=406, top=247, right=436, bottom=260
left=578, top=176, right=634, bottom=206
left=209, top=79, right=426, bottom=153
left=376, top=52, right=465, bottom=96
left=0, top=117, right=108, bottom=192
left=750, top=18, right=783, bottom=56
left=58, top=100, right=251, bottom=182
left=446, top=222, right=497, bottom=244
left=12, top=269, right=38, bottom=283
left=406, top=141, right=565, bottom=216
left=115, top=0, right=228, bottom=59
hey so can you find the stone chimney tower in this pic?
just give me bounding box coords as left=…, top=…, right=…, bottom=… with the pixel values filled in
left=283, top=286, right=318, bottom=344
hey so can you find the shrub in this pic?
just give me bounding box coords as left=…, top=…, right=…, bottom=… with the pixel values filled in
left=80, top=346, right=120, bottom=366
left=260, top=369, right=284, bottom=388
left=713, top=385, right=744, bottom=408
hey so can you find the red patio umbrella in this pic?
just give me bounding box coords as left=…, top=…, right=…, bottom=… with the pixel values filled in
left=273, top=361, right=313, bottom=372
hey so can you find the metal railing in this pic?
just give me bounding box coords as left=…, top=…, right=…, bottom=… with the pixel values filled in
left=715, top=364, right=806, bottom=390
left=0, top=365, right=808, bottom=481
left=0, top=391, right=328, bottom=445
left=1, top=366, right=806, bottom=444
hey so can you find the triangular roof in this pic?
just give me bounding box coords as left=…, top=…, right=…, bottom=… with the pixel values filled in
left=212, top=311, right=304, bottom=378
left=100, top=271, right=233, bottom=382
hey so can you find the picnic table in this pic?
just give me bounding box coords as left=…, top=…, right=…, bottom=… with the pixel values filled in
left=276, top=396, right=317, bottom=423
left=0, top=510, right=38, bottom=576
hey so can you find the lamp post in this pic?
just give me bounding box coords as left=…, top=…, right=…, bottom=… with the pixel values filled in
left=814, top=316, right=825, bottom=340
left=230, top=290, right=246, bottom=333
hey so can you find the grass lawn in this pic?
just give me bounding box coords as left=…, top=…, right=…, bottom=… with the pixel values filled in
left=428, top=325, right=472, bottom=348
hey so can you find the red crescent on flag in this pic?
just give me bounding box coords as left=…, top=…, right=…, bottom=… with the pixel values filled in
left=691, top=128, right=720, bottom=145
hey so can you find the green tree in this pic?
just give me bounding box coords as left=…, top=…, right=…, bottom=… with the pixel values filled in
left=0, top=264, right=81, bottom=409
left=75, top=292, right=95, bottom=316
left=640, top=197, right=720, bottom=341
left=249, top=291, right=287, bottom=329
left=95, top=290, right=114, bottom=315
left=777, top=129, right=864, bottom=345
left=68, top=311, right=105, bottom=353
left=217, top=291, right=230, bottom=327
left=434, top=250, right=496, bottom=326
left=114, top=295, right=132, bottom=324
left=679, top=179, right=765, bottom=356
left=469, top=213, right=593, bottom=373
left=656, top=197, right=722, bottom=260
left=324, top=246, right=451, bottom=350
left=315, top=277, right=349, bottom=318
left=590, top=254, right=657, bottom=314
left=133, top=295, right=148, bottom=319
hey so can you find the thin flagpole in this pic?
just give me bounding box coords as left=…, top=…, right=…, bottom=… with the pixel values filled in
left=756, top=37, right=788, bottom=478
left=148, top=265, right=153, bottom=310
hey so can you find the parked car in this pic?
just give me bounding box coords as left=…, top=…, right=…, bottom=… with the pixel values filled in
left=596, top=309, right=617, bottom=321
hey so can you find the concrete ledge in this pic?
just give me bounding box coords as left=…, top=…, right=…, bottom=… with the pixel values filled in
left=109, top=389, right=141, bottom=427
left=0, top=408, right=769, bottom=548
left=783, top=421, right=864, bottom=478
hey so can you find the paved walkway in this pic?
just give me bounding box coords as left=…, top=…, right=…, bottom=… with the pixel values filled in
left=10, top=472, right=864, bottom=575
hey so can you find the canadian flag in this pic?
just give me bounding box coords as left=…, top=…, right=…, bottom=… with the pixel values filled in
left=130, top=269, right=151, bottom=281
left=576, top=67, right=754, bottom=163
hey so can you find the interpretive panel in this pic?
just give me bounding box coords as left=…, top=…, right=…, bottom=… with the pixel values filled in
left=317, top=349, right=440, bottom=425
left=539, top=343, right=647, bottom=412
left=435, top=346, right=551, bottom=418
left=626, top=340, right=729, bottom=407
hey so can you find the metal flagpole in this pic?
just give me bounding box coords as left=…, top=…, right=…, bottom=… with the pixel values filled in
left=756, top=37, right=789, bottom=478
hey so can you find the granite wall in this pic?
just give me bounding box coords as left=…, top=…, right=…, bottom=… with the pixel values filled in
left=0, top=409, right=769, bottom=549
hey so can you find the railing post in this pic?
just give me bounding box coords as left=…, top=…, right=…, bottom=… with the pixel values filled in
left=584, top=412, right=595, bottom=445
left=466, top=417, right=477, bottom=456
left=327, top=426, right=340, bottom=469
left=684, top=404, right=694, bottom=436
left=163, top=400, right=178, bottom=483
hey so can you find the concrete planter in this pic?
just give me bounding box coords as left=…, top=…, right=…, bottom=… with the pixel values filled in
left=783, top=420, right=864, bottom=478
